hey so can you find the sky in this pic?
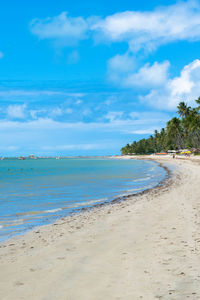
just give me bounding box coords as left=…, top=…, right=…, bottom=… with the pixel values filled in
left=1, top=0, right=200, bottom=156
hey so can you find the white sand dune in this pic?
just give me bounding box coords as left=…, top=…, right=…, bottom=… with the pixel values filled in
left=0, top=156, right=200, bottom=299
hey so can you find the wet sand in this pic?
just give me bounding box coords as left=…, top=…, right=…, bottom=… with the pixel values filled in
left=0, top=156, right=200, bottom=299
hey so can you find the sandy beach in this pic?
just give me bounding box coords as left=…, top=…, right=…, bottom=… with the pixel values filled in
left=0, top=156, right=200, bottom=299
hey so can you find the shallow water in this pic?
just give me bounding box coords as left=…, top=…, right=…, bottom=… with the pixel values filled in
left=0, top=157, right=167, bottom=241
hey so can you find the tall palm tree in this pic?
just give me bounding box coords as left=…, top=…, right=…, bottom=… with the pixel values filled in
left=185, top=108, right=200, bottom=147
left=177, top=101, right=191, bottom=118
left=166, top=117, right=184, bottom=149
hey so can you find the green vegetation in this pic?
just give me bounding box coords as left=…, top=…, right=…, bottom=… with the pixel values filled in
left=121, top=98, right=200, bottom=155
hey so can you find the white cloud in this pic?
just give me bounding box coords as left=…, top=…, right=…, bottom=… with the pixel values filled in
left=0, top=114, right=169, bottom=155
left=92, top=0, right=200, bottom=52
left=50, top=107, right=63, bottom=117
left=107, top=57, right=200, bottom=111
left=141, top=59, right=200, bottom=110
left=169, top=59, right=200, bottom=96
left=107, top=53, right=136, bottom=83
left=29, top=1, right=200, bottom=58
left=0, top=90, right=85, bottom=98
left=30, top=12, right=88, bottom=46
left=104, top=111, right=124, bottom=122
left=30, top=107, right=74, bottom=119
left=108, top=53, right=135, bottom=73
left=129, top=111, right=169, bottom=122
left=108, top=58, right=169, bottom=88
left=7, top=104, right=26, bottom=119
left=0, top=116, right=167, bottom=133
left=130, top=129, right=156, bottom=135
left=29, top=109, right=46, bottom=119
left=124, top=61, right=169, bottom=88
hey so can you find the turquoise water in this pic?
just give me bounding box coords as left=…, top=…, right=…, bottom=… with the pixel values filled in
left=0, top=158, right=167, bottom=241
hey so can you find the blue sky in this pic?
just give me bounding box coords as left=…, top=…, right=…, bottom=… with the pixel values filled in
left=1, top=0, right=200, bottom=156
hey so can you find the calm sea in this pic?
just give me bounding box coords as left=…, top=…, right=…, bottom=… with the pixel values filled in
left=0, top=158, right=167, bottom=241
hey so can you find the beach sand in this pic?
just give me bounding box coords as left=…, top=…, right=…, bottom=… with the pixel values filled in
left=0, top=156, right=200, bottom=299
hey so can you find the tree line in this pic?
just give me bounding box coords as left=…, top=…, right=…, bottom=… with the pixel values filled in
left=121, top=98, right=200, bottom=155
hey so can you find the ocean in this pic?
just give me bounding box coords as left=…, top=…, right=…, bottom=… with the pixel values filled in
left=0, top=157, right=167, bottom=241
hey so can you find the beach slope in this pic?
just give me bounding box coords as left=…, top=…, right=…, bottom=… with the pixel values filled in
left=0, top=157, right=200, bottom=299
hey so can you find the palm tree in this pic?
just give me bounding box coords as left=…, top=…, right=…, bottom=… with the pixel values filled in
left=166, top=117, right=184, bottom=149
left=195, top=97, right=200, bottom=111
left=121, top=96, right=200, bottom=155
left=185, top=108, right=200, bottom=147
left=177, top=101, right=191, bottom=118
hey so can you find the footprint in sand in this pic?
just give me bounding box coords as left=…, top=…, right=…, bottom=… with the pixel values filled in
left=178, top=272, right=185, bottom=276
left=15, top=281, right=24, bottom=286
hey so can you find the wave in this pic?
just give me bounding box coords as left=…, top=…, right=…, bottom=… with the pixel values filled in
left=45, top=208, right=62, bottom=213
left=2, top=218, right=24, bottom=227
left=63, top=198, right=108, bottom=209
left=132, top=177, right=152, bottom=182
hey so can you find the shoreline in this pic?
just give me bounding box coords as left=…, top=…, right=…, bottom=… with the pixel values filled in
left=1, top=157, right=200, bottom=299
left=0, top=157, right=169, bottom=244
left=73, top=159, right=172, bottom=219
